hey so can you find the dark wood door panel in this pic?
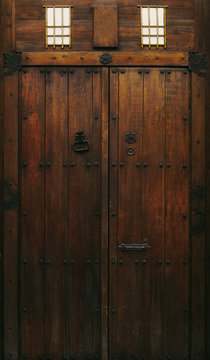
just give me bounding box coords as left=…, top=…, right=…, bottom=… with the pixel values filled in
left=21, top=67, right=103, bottom=360
left=109, top=68, right=190, bottom=360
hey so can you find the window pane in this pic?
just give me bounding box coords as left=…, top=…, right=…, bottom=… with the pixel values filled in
left=55, top=36, right=62, bottom=45
left=55, top=28, right=62, bottom=35
left=47, top=8, right=53, bottom=27
left=158, top=37, right=164, bottom=45
left=63, top=7, right=70, bottom=26
left=150, top=37, right=157, bottom=45
left=149, top=8, right=157, bottom=26
left=47, top=28, right=54, bottom=36
left=142, top=28, right=149, bottom=36
left=158, top=8, right=164, bottom=26
left=158, top=28, right=164, bottom=35
left=142, top=36, right=149, bottom=45
left=142, top=8, right=149, bottom=26
left=55, top=8, right=62, bottom=26
left=63, top=37, right=70, bottom=45
left=150, top=28, right=157, bottom=36
left=47, top=37, right=54, bottom=45
left=63, top=28, right=70, bottom=36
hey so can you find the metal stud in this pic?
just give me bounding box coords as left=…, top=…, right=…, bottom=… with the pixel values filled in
left=39, top=162, right=44, bottom=168
left=38, top=259, right=44, bottom=264
left=63, top=260, right=68, bottom=264
left=157, top=260, right=163, bottom=265
left=120, top=162, right=124, bottom=167
left=159, top=163, right=164, bottom=168
left=146, top=70, right=150, bottom=74
left=119, top=260, right=123, bottom=265
left=70, top=259, right=75, bottom=264
left=95, top=259, right=99, bottom=264
left=40, top=70, right=44, bottom=74
left=94, top=69, right=99, bottom=73
left=47, top=162, right=51, bottom=167
left=23, top=259, right=27, bottom=264
left=166, top=260, right=171, bottom=265
left=86, top=69, right=91, bottom=74
left=136, top=162, right=141, bottom=168
left=111, top=213, right=116, bottom=217
left=112, top=115, right=117, bottom=120
left=135, top=260, right=140, bottom=264
left=143, top=163, right=148, bottom=168
left=183, top=116, right=187, bottom=121
left=47, top=70, right=51, bottom=74
left=45, top=259, right=51, bottom=265
left=23, top=162, right=27, bottom=167
left=182, top=213, right=187, bottom=219
left=112, top=162, right=116, bottom=167
left=94, top=211, right=99, bottom=217
left=197, top=139, right=200, bottom=144
left=63, top=162, right=67, bottom=168
left=167, top=163, right=171, bottom=168
left=94, top=161, right=99, bottom=167
left=183, top=70, right=188, bottom=75
left=181, top=308, right=187, bottom=313
left=70, top=70, right=74, bottom=74
left=22, top=307, right=27, bottom=313
left=23, top=211, right=27, bottom=216
left=94, top=115, right=98, bottom=120
left=111, top=308, right=116, bottom=313
left=120, top=70, right=125, bottom=74
left=86, top=161, right=91, bottom=168
left=86, top=259, right=92, bottom=264
left=138, top=69, right=142, bottom=74
left=167, top=70, right=171, bottom=74
left=23, top=116, right=28, bottom=120
left=112, top=260, right=116, bottom=264
left=160, top=70, right=165, bottom=74
left=182, top=164, right=187, bottom=169
left=112, top=69, right=117, bottom=73
left=182, top=260, right=187, bottom=265
left=70, top=162, right=75, bottom=167
left=142, top=259, right=147, bottom=264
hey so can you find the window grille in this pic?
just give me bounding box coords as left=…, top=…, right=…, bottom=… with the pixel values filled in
left=139, top=6, right=167, bottom=48
left=44, top=5, right=72, bottom=48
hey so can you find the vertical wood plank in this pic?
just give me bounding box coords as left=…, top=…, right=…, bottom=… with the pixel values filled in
left=69, top=68, right=93, bottom=358
left=191, top=72, right=206, bottom=359
left=101, top=67, right=109, bottom=360
left=21, top=68, right=45, bottom=359
left=141, top=68, right=165, bottom=358
left=92, top=68, right=102, bottom=358
left=116, top=68, right=143, bottom=358
left=1, top=0, right=14, bottom=357
left=165, top=69, right=190, bottom=359
left=4, top=71, right=19, bottom=360
left=45, top=68, right=69, bottom=359
left=109, top=67, right=119, bottom=360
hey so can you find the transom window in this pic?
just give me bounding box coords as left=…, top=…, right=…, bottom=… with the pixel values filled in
left=44, top=5, right=72, bottom=48
left=139, top=6, right=167, bottom=48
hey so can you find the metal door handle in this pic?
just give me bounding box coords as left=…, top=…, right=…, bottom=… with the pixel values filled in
left=118, top=243, right=151, bottom=251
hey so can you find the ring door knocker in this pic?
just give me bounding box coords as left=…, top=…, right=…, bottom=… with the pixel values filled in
left=125, top=131, right=136, bottom=156
left=72, top=131, right=90, bottom=154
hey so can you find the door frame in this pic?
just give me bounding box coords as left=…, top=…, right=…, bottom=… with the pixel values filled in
left=2, top=55, right=206, bottom=359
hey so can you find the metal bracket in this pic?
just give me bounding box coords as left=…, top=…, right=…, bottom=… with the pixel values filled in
left=118, top=243, right=151, bottom=251
left=4, top=52, right=22, bottom=76
left=189, top=52, right=206, bottom=77
left=100, top=53, right=112, bottom=65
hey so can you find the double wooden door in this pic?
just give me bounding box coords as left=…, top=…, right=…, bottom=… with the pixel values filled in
left=20, top=67, right=189, bottom=360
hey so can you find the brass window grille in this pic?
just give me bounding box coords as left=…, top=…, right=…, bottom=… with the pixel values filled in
left=44, top=5, right=72, bottom=48
left=139, top=6, right=167, bottom=48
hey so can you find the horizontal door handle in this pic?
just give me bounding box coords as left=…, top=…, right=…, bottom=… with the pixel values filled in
left=118, top=243, right=151, bottom=251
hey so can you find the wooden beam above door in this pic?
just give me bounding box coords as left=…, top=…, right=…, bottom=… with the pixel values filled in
left=21, top=52, right=188, bottom=67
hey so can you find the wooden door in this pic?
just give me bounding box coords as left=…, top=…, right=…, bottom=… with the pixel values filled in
left=20, top=66, right=189, bottom=360
left=21, top=67, right=108, bottom=360
left=109, top=67, right=189, bottom=360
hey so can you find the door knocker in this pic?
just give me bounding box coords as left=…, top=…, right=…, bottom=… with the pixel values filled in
left=72, top=131, right=90, bottom=154
left=125, top=131, right=136, bottom=144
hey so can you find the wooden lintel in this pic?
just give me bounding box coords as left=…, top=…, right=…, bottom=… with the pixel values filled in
left=21, top=52, right=188, bottom=67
